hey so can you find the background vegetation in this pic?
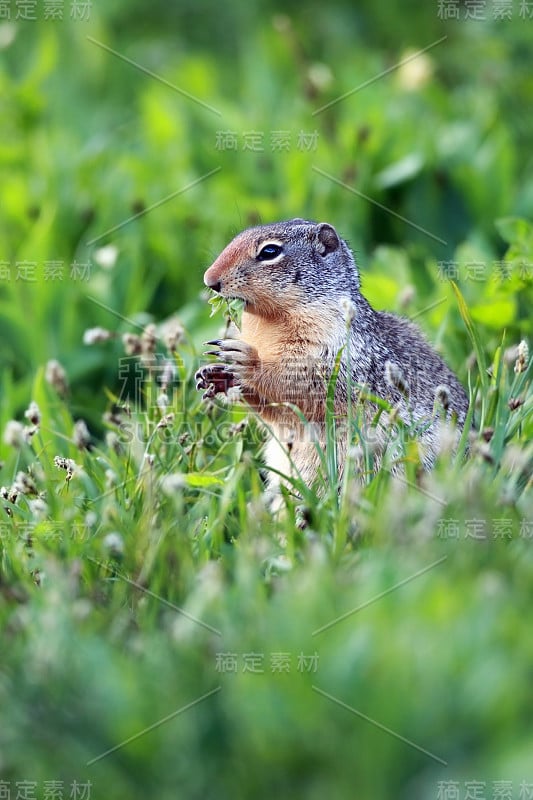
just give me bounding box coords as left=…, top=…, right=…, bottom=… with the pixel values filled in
left=0, top=2, right=532, bottom=799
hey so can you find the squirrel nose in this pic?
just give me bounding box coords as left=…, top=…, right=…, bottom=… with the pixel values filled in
left=204, top=260, right=224, bottom=292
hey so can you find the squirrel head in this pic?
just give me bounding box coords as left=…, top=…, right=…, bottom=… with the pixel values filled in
left=204, top=219, right=360, bottom=319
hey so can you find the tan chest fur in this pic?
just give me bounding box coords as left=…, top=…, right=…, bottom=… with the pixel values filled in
left=240, top=301, right=344, bottom=362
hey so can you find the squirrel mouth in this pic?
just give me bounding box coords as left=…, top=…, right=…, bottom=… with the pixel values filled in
left=226, top=294, right=249, bottom=308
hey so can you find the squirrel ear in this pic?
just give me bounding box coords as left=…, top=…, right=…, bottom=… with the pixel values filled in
left=316, top=223, right=340, bottom=256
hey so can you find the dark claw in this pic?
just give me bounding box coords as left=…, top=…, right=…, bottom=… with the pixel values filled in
left=196, top=364, right=223, bottom=377
left=195, top=361, right=238, bottom=399
left=195, top=371, right=215, bottom=394
left=204, top=339, right=222, bottom=346
left=195, top=368, right=209, bottom=389
left=202, top=384, right=216, bottom=400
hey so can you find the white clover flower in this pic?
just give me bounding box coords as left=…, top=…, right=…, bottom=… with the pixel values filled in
left=83, top=327, right=112, bottom=345
left=45, top=359, right=68, bottom=396
left=94, top=244, right=119, bottom=270
left=3, top=420, right=25, bottom=448
left=73, top=419, right=91, bottom=450
left=103, top=532, right=124, bottom=557
left=161, top=473, right=187, bottom=496
left=24, top=401, right=41, bottom=426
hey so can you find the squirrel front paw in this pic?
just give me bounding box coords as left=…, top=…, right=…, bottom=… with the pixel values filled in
left=196, top=338, right=259, bottom=400
left=195, top=363, right=238, bottom=399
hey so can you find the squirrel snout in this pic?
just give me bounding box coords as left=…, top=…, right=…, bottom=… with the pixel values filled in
left=204, top=264, right=222, bottom=293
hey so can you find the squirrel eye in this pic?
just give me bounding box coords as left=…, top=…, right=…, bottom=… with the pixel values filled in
left=257, top=244, right=283, bottom=261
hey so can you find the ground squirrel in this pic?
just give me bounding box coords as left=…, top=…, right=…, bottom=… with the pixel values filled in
left=196, top=219, right=469, bottom=493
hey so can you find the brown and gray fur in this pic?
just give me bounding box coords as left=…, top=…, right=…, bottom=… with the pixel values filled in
left=196, top=219, right=469, bottom=494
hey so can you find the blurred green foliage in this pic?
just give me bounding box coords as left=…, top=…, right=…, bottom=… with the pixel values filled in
left=0, top=3, right=532, bottom=800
